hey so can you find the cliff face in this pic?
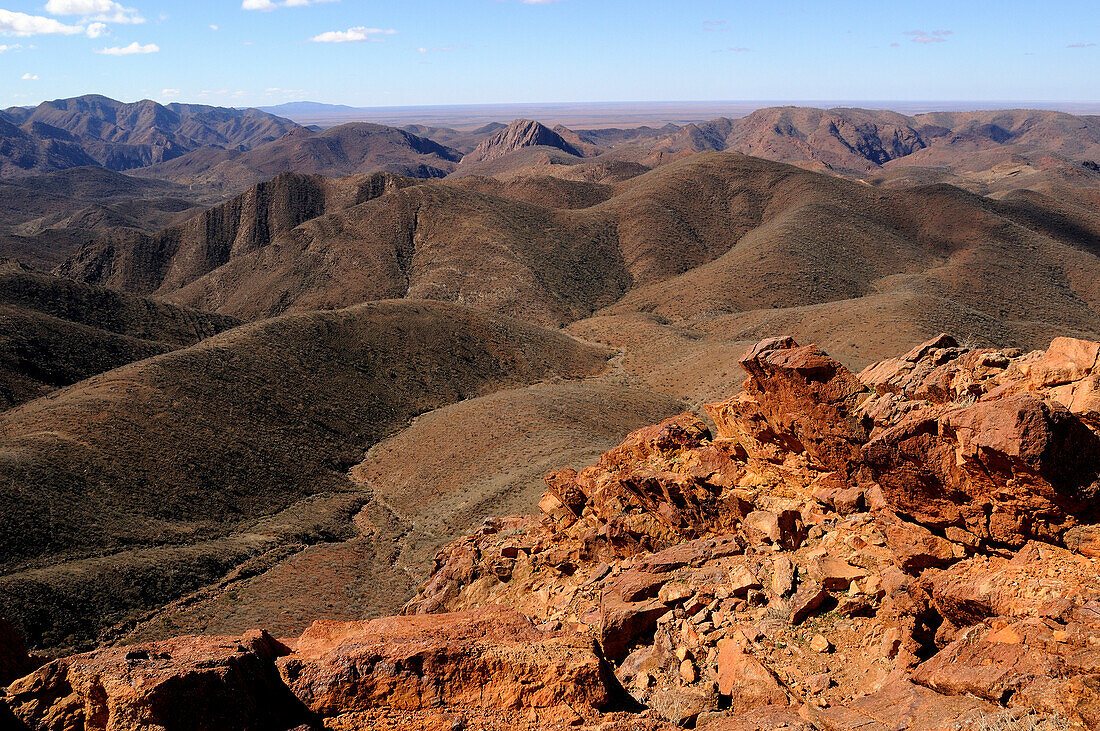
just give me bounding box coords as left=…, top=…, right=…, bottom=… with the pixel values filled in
left=4, top=334, right=1100, bottom=730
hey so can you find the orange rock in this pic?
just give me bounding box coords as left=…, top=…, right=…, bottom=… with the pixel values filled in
left=931, top=542, right=1100, bottom=626
left=281, top=607, right=611, bottom=718
left=6, top=630, right=311, bottom=731
left=715, top=641, right=789, bottom=711
left=804, top=679, right=1001, bottom=731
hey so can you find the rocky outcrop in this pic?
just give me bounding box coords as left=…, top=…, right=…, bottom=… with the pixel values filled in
left=397, top=334, right=1100, bottom=728
left=5, top=334, right=1100, bottom=730
left=279, top=607, right=616, bottom=726
left=4, top=630, right=314, bottom=731
left=461, top=120, right=585, bottom=164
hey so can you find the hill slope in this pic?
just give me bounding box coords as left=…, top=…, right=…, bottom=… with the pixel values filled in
left=460, top=119, right=586, bottom=164
left=136, top=123, right=463, bottom=192
left=0, top=300, right=611, bottom=650
left=60, top=153, right=1100, bottom=353
left=0, top=261, right=237, bottom=410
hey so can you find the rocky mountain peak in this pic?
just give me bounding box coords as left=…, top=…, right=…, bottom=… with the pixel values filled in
left=461, top=118, right=584, bottom=164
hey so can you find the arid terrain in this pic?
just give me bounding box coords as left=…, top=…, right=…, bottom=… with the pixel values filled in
left=1, top=96, right=1099, bottom=730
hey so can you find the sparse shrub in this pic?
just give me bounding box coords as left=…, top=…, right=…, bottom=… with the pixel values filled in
left=969, top=709, right=1077, bottom=731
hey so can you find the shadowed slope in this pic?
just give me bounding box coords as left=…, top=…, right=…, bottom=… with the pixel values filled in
left=59, top=171, right=420, bottom=295
left=0, top=300, right=610, bottom=649
left=114, top=381, right=685, bottom=643
left=2, top=95, right=299, bottom=173
left=0, top=262, right=238, bottom=409
left=136, top=123, right=463, bottom=192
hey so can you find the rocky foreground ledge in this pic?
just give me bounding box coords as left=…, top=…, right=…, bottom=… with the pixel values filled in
left=3, top=335, right=1100, bottom=730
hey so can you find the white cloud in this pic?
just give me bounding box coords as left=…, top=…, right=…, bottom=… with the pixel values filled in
left=243, top=0, right=338, bottom=10
left=1067, top=42, right=1096, bottom=48
left=520, top=0, right=564, bottom=4
left=85, top=21, right=108, bottom=37
left=310, top=26, right=395, bottom=43
left=0, top=43, right=22, bottom=52
left=160, top=87, right=180, bottom=97
left=95, top=40, right=158, bottom=54
left=45, top=0, right=144, bottom=24
left=21, top=72, right=38, bottom=80
left=905, top=29, right=952, bottom=44
left=209, top=24, right=218, bottom=30
left=0, top=9, right=85, bottom=35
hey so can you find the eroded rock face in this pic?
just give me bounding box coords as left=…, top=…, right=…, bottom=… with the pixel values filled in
left=5, top=630, right=313, bottom=731
left=279, top=607, right=614, bottom=720
left=858, top=335, right=1100, bottom=546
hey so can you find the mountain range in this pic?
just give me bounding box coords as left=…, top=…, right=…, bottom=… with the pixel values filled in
left=0, top=95, right=1098, bottom=689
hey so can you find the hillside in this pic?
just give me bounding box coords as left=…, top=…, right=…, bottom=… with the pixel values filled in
left=113, top=380, right=685, bottom=644
left=0, top=261, right=238, bottom=409
left=0, top=95, right=299, bottom=174
left=0, top=117, right=97, bottom=178
left=135, top=123, right=463, bottom=192
left=59, top=171, right=421, bottom=295
left=5, top=334, right=1100, bottom=730
left=59, top=152, right=1100, bottom=370
left=0, top=300, right=613, bottom=650
left=646, top=107, right=1100, bottom=178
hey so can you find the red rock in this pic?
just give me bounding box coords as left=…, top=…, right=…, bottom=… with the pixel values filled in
left=698, top=707, right=814, bottom=730
left=911, top=618, right=1067, bottom=704
left=787, top=581, right=830, bottom=625
left=280, top=607, right=611, bottom=718
left=715, top=641, right=789, bottom=711
left=807, top=557, right=868, bottom=591
left=804, top=679, right=1000, bottom=731
left=881, top=517, right=958, bottom=572
left=713, top=338, right=869, bottom=473
left=1064, top=524, right=1100, bottom=558
left=742, top=510, right=804, bottom=551
left=931, top=542, right=1100, bottom=626
left=610, top=570, right=668, bottom=603
left=862, top=389, right=1100, bottom=547
left=648, top=686, right=717, bottom=726
left=6, top=630, right=310, bottom=731
left=635, top=535, right=744, bottom=574
left=600, top=594, right=671, bottom=663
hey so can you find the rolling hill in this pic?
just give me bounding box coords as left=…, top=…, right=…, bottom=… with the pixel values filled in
left=135, top=123, right=463, bottom=191
left=59, top=152, right=1100, bottom=356
left=0, top=261, right=237, bottom=410
left=0, top=300, right=612, bottom=650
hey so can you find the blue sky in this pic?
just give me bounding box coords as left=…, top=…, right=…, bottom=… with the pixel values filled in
left=0, top=0, right=1097, bottom=108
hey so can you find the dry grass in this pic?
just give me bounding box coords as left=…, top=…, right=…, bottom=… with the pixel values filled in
left=970, top=709, right=1077, bottom=731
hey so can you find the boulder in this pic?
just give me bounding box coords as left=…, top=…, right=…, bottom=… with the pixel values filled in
left=804, top=679, right=1001, bottom=731
left=931, top=542, right=1100, bottom=627
left=708, top=337, right=869, bottom=473
left=280, top=607, right=612, bottom=718
left=715, top=641, right=789, bottom=711
left=6, top=630, right=312, bottom=731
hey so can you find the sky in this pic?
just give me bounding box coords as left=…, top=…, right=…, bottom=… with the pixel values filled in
left=0, top=0, right=1097, bottom=108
